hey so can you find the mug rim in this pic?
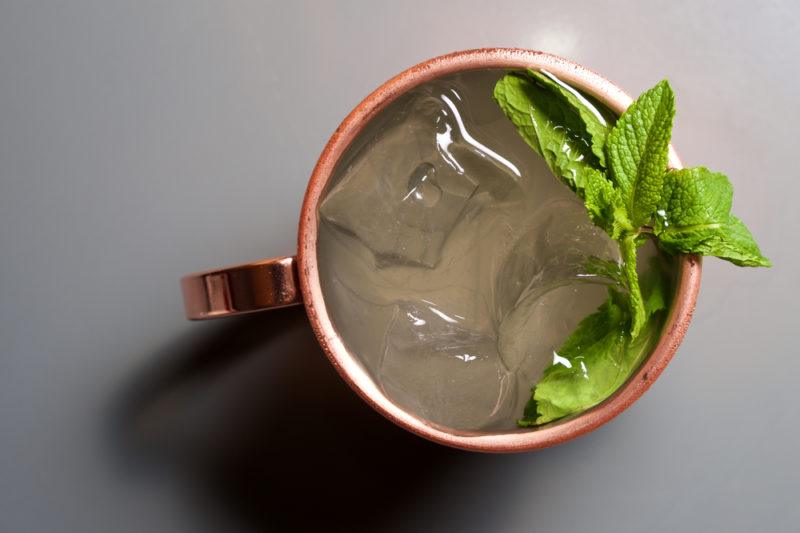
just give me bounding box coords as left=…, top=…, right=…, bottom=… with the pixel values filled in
left=297, top=48, right=701, bottom=452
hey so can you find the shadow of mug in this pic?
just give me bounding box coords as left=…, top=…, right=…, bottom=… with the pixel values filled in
left=108, top=306, right=479, bottom=530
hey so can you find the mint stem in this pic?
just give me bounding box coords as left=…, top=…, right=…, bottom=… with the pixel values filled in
left=620, top=235, right=645, bottom=338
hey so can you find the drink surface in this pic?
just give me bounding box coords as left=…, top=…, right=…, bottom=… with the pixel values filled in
left=317, top=69, right=667, bottom=431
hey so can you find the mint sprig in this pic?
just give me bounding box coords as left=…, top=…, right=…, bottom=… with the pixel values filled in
left=493, top=70, right=770, bottom=426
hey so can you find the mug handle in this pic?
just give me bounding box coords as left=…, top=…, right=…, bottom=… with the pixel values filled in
left=180, top=255, right=301, bottom=320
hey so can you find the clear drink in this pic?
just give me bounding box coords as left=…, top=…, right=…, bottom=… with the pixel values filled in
left=316, top=70, right=670, bottom=431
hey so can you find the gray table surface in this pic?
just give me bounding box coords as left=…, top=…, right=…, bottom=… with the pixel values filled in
left=1, top=1, right=797, bottom=531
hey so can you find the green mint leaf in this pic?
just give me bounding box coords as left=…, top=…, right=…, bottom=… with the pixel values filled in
left=655, top=167, right=771, bottom=267
left=518, top=287, right=666, bottom=426
left=639, top=255, right=670, bottom=317
left=531, top=70, right=614, bottom=167
left=583, top=168, right=633, bottom=239
left=696, top=216, right=772, bottom=267
left=493, top=72, right=599, bottom=193
left=607, top=80, right=676, bottom=227
left=517, top=396, right=540, bottom=428
left=523, top=289, right=630, bottom=425
left=656, top=167, right=732, bottom=230
left=620, top=235, right=646, bottom=338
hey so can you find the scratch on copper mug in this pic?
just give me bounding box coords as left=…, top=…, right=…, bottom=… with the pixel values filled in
left=181, top=48, right=701, bottom=453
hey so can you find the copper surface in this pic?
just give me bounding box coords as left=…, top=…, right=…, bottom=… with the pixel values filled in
left=297, top=48, right=702, bottom=452
left=181, top=256, right=301, bottom=320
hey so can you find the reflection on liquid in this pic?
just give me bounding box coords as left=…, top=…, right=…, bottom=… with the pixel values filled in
left=439, top=91, right=521, bottom=178
left=540, top=70, right=608, bottom=126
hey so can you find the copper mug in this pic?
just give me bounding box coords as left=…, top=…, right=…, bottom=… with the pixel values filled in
left=181, top=48, right=701, bottom=452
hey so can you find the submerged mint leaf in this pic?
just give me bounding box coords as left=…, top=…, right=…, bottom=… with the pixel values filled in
left=607, top=80, right=676, bottom=227
left=493, top=72, right=600, bottom=193
left=532, top=70, right=614, bottom=167
left=519, top=282, right=667, bottom=427
left=520, top=289, right=629, bottom=425
left=639, top=256, right=669, bottom=318
left=517, top=396, right=540, bottom=428
left=620, top=235, right=646, bottom=338
left=655, top=167, right=771, bottom=266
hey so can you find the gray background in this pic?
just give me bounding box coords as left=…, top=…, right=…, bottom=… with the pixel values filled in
left=0, top=1, right=796, bottom=532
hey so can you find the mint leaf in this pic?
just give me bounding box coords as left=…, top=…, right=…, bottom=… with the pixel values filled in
left=518, top=261, right=669, bottom=427
left=533, top=70, right=614, bottom=167
left=518, top=290, right=629, bottom=426
left=620, top=235, right=646, bottom=338
left=518, top=287, right=666, bottom=426
left=695, top=216, right=771, bottom=267
left=639, top=256, right=669, bottom=317
left=656, top=167, right=731, bottom=229
left=583, top=168, right=633, bottom=239
left=607, top=80, right=676, bottom=226
left=655, top=167, right=771, bottom=267
left=493, top=72, right=600, bottom=193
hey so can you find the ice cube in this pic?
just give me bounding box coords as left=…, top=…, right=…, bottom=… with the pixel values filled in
left=318, top=217, right=492, bottom=327
left=320, top=84, right=522, bottom=268
left=379, top=300, right=513, bottom=430
left=493, top=198, right=618, bottom=322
